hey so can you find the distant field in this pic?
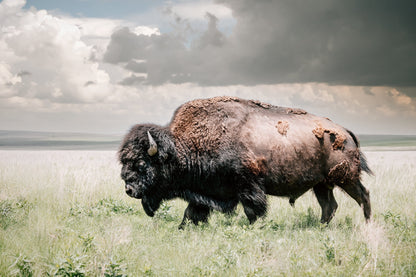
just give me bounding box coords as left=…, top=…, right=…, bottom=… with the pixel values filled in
left=0, top=130, right=122, bottom=150
left=360, top=134, right=416, bottom=150
left=0, top=150, right=415, bottom=276
left=1, top=130, right=416, bottom=150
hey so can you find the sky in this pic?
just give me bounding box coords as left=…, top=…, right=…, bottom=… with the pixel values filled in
left=0, top=0, right=415, bottom=135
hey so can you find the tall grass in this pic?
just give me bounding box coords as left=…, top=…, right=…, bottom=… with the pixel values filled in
left=0, top=150, right=415, bottom=276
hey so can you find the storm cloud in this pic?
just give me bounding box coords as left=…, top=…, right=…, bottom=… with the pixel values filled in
left=1, top=0, right=415, bottom=134
left=104, top=0, right=416, bottom=87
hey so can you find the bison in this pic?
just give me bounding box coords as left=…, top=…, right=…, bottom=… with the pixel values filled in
left=119, top=96, right=372, bottom=228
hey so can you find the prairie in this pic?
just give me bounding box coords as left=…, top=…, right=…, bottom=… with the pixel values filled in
left=0, top=149, right=415, bottom=276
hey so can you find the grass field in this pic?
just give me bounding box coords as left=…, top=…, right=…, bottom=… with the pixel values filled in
left=0, top=149, right=415, bottom=276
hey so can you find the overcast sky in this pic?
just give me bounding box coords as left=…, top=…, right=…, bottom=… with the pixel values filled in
left=0, top=0, right=415, bottom=135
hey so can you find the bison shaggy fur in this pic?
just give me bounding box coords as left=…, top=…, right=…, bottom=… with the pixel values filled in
left=119, top=96, right=372, bottom=228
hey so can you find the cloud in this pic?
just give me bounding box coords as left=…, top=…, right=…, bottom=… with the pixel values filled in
left=118, top=74, right=147, bottom=86
left=164, top=0, right=232, bottom=21
left=0, top=0, right=164, bottom=111
left=0, top=0, right=415, bottom=135
left=104, top=13, right=233, bottom=86
left=390, top=88, right=412, bottom=106
left=0, top=0, right=114, bottom=104
left=104, top=0, right=416, bottom=87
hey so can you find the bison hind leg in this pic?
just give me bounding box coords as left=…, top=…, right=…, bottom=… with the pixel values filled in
left=179, top=203, right=211, bottom=229
left=313, top=182, right=338, bottom=224
left=338, top=180, right=371, bottom=222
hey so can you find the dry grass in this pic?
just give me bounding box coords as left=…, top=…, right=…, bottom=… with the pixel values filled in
left=0, top=149, right=415, bottom=276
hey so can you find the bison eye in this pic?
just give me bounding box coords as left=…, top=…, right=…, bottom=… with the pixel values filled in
left=135, top=160, right=146, bottom=170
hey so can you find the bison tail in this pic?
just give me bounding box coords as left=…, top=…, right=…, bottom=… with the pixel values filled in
left=359, top=151, right=374, bottom=175
left=347, top=129, right=373, bottom=176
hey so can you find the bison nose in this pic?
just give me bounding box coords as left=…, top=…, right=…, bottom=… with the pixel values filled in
left=125, top=185, right=134, bottom=196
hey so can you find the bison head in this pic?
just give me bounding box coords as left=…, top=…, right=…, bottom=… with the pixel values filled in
left=118, top=124, right=175, bottom=216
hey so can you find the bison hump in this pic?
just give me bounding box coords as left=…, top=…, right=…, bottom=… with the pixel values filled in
left=170, top=97, right=241, bottom=153
left=169, top=96, right=307, bottom=153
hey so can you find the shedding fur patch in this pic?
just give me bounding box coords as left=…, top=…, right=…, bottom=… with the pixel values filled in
left=328, top=160, right=349, bottom=183
left=276, top=120, right=289, bottom=136
left=286, top=108, right=307, bottom=115
left=312, top=124, right=326, bottom=139
left=331, top=132, right=347, bottom=150
left=312, top=123, right=346, bottom=150
left=245, top=157, right=267, bottom=175
left=250, top=100, right=272, bottom=109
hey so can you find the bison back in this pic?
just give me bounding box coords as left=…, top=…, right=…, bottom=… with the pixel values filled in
left=169, top=97, right=361, bottom=197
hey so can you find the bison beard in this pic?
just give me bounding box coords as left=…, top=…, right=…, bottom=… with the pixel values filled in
left=119, top=96, right=372, bottom=229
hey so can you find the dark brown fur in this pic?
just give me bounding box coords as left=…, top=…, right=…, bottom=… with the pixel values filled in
left=119, top=96, right=372, bottom=228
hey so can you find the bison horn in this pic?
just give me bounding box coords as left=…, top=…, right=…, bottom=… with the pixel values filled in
left=147, top=131, right=158, bottom=156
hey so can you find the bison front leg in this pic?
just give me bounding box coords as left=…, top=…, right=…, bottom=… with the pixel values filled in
left=313, top=182, right=338, bottom=224
left=239, top=185, right=267, bottom=224
left=179, top=203, right=211, bottom=229
left=142, top=195, right=162, bottom=217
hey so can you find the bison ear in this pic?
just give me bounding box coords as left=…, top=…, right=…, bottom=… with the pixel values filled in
left=147, top=131, right=158, bottom=156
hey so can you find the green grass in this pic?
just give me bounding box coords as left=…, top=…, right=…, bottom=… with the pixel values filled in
left=0, top=150, right=415, bottom=276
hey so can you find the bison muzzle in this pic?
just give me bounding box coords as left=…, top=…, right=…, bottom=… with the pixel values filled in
left=119, top=96, right=372, bottom=228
